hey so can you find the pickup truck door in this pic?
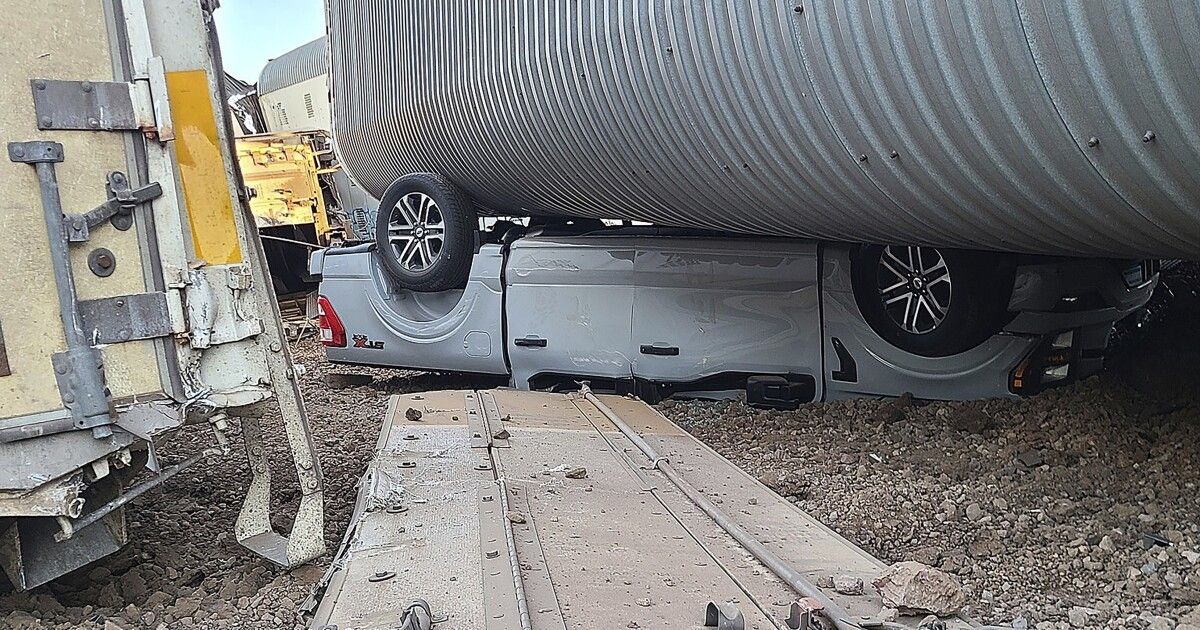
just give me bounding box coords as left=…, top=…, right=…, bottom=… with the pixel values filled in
left=630, top=238, right=824, bottom=400
left=505, top=236, right=637, bottom=388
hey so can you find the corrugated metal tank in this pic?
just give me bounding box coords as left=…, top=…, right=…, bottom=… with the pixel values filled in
left=328, top=1, right=1200, bottom=259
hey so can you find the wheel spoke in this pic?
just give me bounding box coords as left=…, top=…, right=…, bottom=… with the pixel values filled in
left=926, top=290, right=947, bottom=317
left=399, top=238, right=420, bottom=267
left=881, top=278, right=908, bottom=295
left=420, top=240, right=434, bottom=267
left=390, top=233, right=414, bottom=246
left=399, top=194, right=421, bottom=225
left=919, top=296, right=940, bottom=327
left=418, top=195, right=431, bottom=224
left=885, top=247, right=913, bottom=273
left=885, top=290, right=910, bottom=306
left=881, top=258, right=908, bottom=284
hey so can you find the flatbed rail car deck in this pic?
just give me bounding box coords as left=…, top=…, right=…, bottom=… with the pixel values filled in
left=309, top=390, right=979, bottom=630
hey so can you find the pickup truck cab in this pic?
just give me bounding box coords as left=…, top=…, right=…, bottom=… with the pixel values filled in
left=312, top=223, right=1157, bottom=404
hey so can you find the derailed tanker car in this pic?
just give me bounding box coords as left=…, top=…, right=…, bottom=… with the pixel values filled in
left=320, top=1, right=1197, bottom=399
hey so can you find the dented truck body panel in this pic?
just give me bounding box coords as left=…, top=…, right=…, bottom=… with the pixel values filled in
left=0, top=0, right=324, bottom=590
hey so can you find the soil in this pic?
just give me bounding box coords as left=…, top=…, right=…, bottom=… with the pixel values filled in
left=1, top=264, right=1197, bottom=629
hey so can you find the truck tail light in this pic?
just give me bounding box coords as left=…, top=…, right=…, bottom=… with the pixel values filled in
left=316, top=295, right=346, bottom=348
left=1010, top=330, right=1076, bottom=394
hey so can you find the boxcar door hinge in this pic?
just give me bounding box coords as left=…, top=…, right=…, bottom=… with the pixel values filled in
left=30, top=79, right=153, bottom=132
left=77, top=293, right=176, bottom=344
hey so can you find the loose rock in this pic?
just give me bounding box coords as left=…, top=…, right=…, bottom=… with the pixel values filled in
left=873, top=562, right=967, bottom=616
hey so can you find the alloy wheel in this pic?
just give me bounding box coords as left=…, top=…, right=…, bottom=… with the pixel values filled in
left=877, top=245, right=952, bottom=334
left=386, top=192, right=445, bottom=271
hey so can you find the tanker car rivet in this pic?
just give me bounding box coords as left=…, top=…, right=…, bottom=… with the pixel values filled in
left=1143, top=130, right=1156, bottom=143
left=1087, top=137, right=1100, bottom=148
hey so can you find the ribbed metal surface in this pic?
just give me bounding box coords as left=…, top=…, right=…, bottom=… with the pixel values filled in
left=258, top=37, right=326, bottom=95
left=328, top=1, right=1200, bottom=259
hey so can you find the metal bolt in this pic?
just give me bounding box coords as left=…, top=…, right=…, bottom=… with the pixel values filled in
left=268, top=340, right=282, bottom=352
left=1087, top=136, right=1100, bottom=148
left=368, top=571, right=395, bottom=582
left=88, top=118, right=100, bottom=128
left=665, top=46, right=673, bottom=54
left=889, top=150, right=899, bottom=159
left=858, top=153, right=869, bottom=162
left=795, top=4, right=804, bottom=13
left=114, top=298, right=124, bottom=307
left=12, top=146, right=24, bottom=158
left=1142, top=130, right=1156, bottom=143
left=81, top=81, right=93, bottom=93
left=39, top=116, right=52, bottom=127
left=33, top=80, right=46, bottom=90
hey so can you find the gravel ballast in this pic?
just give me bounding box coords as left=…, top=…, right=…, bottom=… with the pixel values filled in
left=1, top=265, right=1197, bottom=629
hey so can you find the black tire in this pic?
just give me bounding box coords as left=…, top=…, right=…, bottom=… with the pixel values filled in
left=374, top=173, right=477, bottom=292
left=850, top=245, right=1014, bottom=357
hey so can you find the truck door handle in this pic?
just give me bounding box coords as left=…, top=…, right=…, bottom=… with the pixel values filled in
left=640, top=344, right=679, bottom=356
left=514, top=336, right=547, bottom=348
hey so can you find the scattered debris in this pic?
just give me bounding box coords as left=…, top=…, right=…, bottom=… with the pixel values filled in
left=506, top=511, right=527, bottom=524
left=833, top=575, right=864, bottom=596
left=635, top=597, right=652, bottom=607
left=493, top=428, right=511, bottom=440
left=816, top=575, right=835, bottom=589
left=565, top=467, right=588, bottom=479
left=405, top=407, right=423, bottom=422
left=872, top=562, right=966, bottom=616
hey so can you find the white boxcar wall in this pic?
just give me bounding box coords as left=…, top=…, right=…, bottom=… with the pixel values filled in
left=259, top=74, right=329, bottom=133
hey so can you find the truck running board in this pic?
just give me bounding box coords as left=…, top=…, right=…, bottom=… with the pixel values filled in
left=306, top=389, right=982, bottom=629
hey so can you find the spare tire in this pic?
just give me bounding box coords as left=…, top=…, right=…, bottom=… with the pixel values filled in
left=375, top=173, right=477, bottom=292
left=850, top=245, right=1014, bottom=357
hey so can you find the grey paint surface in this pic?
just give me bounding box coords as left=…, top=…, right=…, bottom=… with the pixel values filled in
left=505, top=235, right=823, bottom=394
left=329, top=0, right=1200, bottom=259
left=321, top=245, right=509, bottom=375
left=257, top=37, right=325, bottom=96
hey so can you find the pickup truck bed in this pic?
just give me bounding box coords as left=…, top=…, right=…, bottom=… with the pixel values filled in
left=307, top=389, right=979, bottom=629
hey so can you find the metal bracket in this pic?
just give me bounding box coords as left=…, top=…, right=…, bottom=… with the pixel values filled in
left=65, top=172, right=162, bottom=242
left=0, top=318, right=10, bottom=377
left=78, top=293, right=174, bottom=344
left=9, top=140, right=114, bottom=434
left=705, top=602, right=746, bottom=630
left=51, top=348, right=113, bottom=430
left=30, top=79, right=148, bottom=131
left=8, top=140, right=64, bottom=164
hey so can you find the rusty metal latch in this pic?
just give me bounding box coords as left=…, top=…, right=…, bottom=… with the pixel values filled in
left=64, top=172, right=163, bottom=242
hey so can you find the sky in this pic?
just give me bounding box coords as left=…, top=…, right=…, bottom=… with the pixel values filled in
left=213, top=0, right=326, bottom=83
